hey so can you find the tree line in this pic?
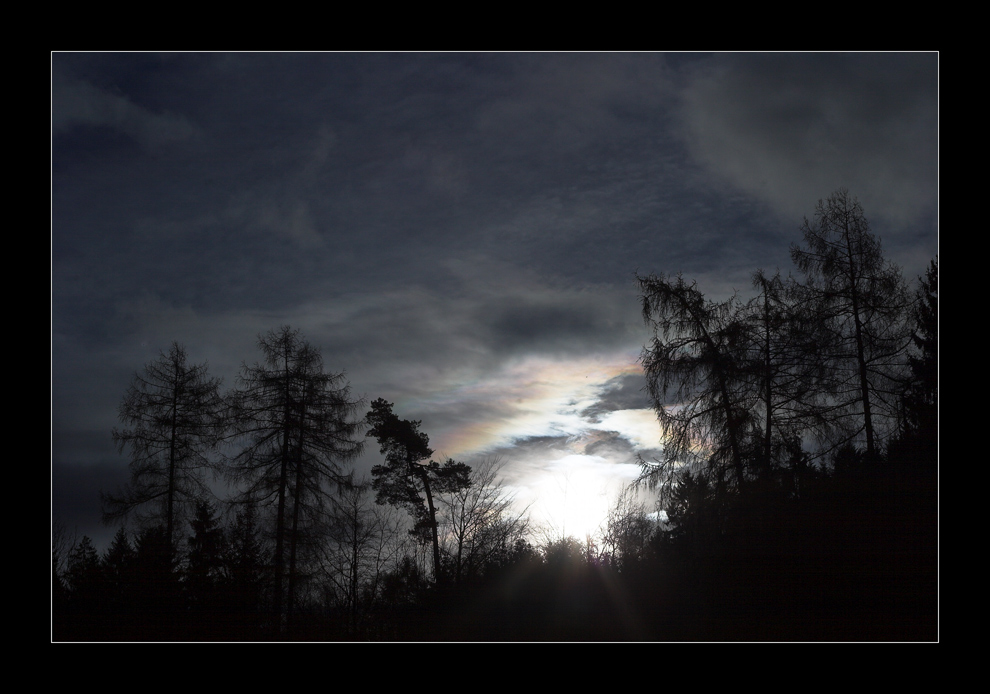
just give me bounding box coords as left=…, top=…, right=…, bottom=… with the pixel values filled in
left=53, top=188, right=937, bottom=640
left=629, top=188, right=936, bottom=639
left=53, top=326, right=533, bottom=639
left=637, top=188, right=935, bottom=494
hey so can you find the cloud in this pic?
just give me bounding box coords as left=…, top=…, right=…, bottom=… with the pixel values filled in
left=677, top=53, right=937, bottom=228
left=52, top=53, right=937, bottom=551
left=580, top=372, right=652, bottom=422
left=250, top=198, right=324, bottom=249
left=52, top=67, right=197, bottom=149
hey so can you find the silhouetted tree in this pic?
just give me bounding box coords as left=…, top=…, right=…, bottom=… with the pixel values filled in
left=378, top=555, right=428, bottom=608
left=903, top=257, right=938, bottom=443
left=52, top=520, right=72, bottom=611
left=741, top=270, right=831, bottom=474
left=103, top=342, right=225, bottom=547
left=365, top=399, right=471, bottom=584
left=435, top=457, right=530, bottom=583
left=662, top=471, right=724, bottom=553
left=66, top=535, right=102, bottom=604
left=103, top=527, right=136, bottom=603
left=226, top=501, right=265, bottom=633
left=599, top=485, right=657, bottom=572
left=791, top=189, right=911, bottom=459
left=320, top=479, right=407, bottom=632
left=636, top=273, right=752, bottom=490
left=185, top=500, right=226, bottom=612
left=227, top=326, right=363, bottom=630
left=131, top=525, right=181, bottom=637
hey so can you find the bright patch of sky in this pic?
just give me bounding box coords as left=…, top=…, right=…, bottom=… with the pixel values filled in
left=406, top=350, right=659, bottom=541
left=421, top=350, right=649, bottom=458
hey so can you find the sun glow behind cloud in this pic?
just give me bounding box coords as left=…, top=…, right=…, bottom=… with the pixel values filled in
left=407, top=350, right=662, bottom=541
left=521, top=454, right=643, bottom=541
left=423, top=350, right=647, bottom=456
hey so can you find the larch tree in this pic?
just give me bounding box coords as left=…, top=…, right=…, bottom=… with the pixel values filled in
left=636, top=273, right=752, bottom=492
left=227, top=326, right=364, bottom=628
left=365, top=399, right=471, bottom=585
left=742, top=269, right=834, bottom=473
left=791, top=188, right=911, bottom=460
left=103, top=342, right=225, bottom=548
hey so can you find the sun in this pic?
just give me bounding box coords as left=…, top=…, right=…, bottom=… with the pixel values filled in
left=527, top=454, right=627, bottom=542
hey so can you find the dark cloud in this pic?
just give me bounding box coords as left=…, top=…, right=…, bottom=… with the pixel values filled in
left=677, top=53, right=938, bottom=234
left=581, top=373, right=653, bottom=422
left=482, top=291, right=640, bottom=355
left=52, top=53, right=938, bottom=549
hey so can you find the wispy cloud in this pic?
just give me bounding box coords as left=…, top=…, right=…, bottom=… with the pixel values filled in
left=677, top=53, right=938, bottom=227
left=52, top=66, right=197, bottom=149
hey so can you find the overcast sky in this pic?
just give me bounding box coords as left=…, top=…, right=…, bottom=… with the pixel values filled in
left=51, top=52, right=938, bottom=550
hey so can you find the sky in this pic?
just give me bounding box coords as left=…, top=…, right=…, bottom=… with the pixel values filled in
left=51, top=52, right=938, bottom=551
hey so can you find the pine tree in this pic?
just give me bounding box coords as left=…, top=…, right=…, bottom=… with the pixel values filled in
left=66, top=536, right=102, bottom=602
left=185, top=501, right=226, bottom=611
left=227, top=502, right=265, bottom=632
left=365, top=399, right=471, bottom=584
left=904, top=257, right=938, bottom=442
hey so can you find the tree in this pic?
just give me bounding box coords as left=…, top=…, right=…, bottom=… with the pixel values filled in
left=103, top=342, right=225, bottom=548
left=636, top=273, right=752, bottom=491
left=903, top=257, right=938, bottom=442
left=791, top=189, right=911, bottom=459
left=227, top=326, right=363, bottom=629
left=185, top=500, right=226, bottom=611
left=131, top=524, right=181, bottom=636
left=225, top=501, right=265, bottom=633
left=365, top=399, right=471, bottom=584
left=66, top=535, right=102, bottom=603
left=741, top=269, right=831, bottom=474
left=103, top=527, right=136, bottom=594
left=320, top=479, right=407, bottom=630
left=599, top=485, right=657, bottom=572
left=52, top=519, right=72, bottom=609
left=435, top=457, right=530, bottom=583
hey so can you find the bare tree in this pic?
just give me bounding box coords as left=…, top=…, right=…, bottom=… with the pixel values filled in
left=435, top=457, right=530, bottom=583
left=740, top=269, right=836, bottom=472
left=791, top=189, right=911, bottom=459
left=599, top=485, right=657, bottom=571
left=320, top=479, right=407, bottom=627
left=636, top=273, right=752, bottom=492
left=227, top=326, right=364, bottom=629
left=103, top=342, right=225, bottom=547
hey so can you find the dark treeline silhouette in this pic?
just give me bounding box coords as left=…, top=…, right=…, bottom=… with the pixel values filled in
left=52, top=190, right=936, bottom=641
left=630, top=189, right=937, bottom=640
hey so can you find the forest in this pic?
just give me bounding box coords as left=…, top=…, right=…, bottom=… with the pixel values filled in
left=51, top=190, right=938, bottom=641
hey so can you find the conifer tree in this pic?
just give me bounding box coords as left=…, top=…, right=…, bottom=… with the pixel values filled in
left=904, top=257, right=938, bottom=441
left=636, top=273, right=752, bottom=490
left=791, top=189, right=911, bottom=459
left=186, top=501, right=226, bottom=611
left=103, top=342, right=225, bottom=547
left=66, top=535, right=102, bottom=601
left=365, top=399, right=471, bottom=584
left=228, top=326, right=363, bottom=629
